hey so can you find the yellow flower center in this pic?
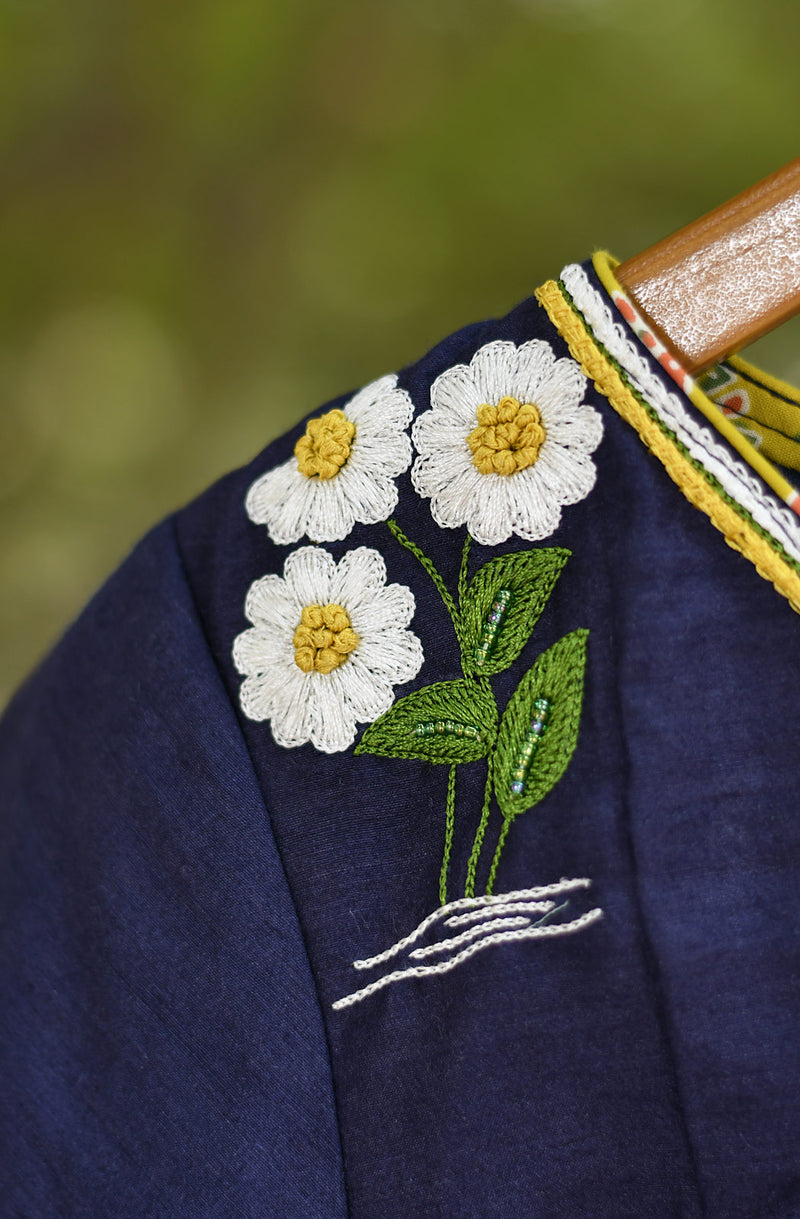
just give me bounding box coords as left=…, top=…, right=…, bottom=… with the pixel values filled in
left=293, top=603, right=359, bottom=674
left=466, top=395, right=547, bottom=476
left=294, top=408, right=356, bottom=479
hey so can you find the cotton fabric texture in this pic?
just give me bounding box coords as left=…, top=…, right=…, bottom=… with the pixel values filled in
left=1, top=257, right=798, bottom=1217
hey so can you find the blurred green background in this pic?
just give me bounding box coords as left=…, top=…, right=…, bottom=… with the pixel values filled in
left=2, top=0, right=799, bottom=705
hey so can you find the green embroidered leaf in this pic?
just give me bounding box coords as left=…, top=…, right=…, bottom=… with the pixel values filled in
left=355, top=679, right=498, bottom=764
left=460, top=548, right=571, bottom=676
left=493, top=629, right=588, bottom=821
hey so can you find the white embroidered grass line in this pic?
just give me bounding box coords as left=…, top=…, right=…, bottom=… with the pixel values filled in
left=332, top=878, right=603, bottom=1011
left=560, top=263, right=800, bottom=564
left=445, top=900, right=556, bottom=928
left=332, top=910, right=604, bottom=1012
left=353, top=877, right=592, bottom=970
left=409, top=914, right=533, bottom=960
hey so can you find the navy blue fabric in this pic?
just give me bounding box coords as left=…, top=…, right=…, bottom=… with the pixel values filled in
left=0, top=521, right=347, bottom=1216
left=2, top=258, right=799, bottom=1215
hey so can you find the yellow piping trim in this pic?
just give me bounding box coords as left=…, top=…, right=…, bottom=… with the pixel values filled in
left=592, top=251, right=799, bottom=507
left=536, top=277, right=800, bottom=617
left=591, top=248, right=623, bottom=296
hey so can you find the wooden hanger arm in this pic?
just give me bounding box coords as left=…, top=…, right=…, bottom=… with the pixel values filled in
left=615, top=157, right=800, bottom=375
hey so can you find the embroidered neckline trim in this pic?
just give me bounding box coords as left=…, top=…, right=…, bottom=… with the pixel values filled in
left=536, top=270, right=800, bottom=617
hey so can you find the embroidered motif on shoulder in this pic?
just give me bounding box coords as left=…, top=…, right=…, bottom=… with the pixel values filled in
left=232, top=342, right=605, bottom=1005
left=411, top=339, right=603, bottom=546
left=245, top=373, right=414, bottom=544
left=233, top=546, right=424, bottom=753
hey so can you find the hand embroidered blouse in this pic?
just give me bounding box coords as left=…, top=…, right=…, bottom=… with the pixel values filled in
left=1, top=254, right=798, bottom=1219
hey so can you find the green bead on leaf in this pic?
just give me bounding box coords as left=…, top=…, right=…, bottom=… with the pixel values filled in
left=460, top=548, right=571, bottom=676
left=356, top=678, right=498, bottom=765
left=493, top=628, right=588, bottom=820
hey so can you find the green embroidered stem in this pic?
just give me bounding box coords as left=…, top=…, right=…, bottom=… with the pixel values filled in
left=386, top=518, right=462, bottom=641
left=439, top=764, right=457, bottom=906
left=485, top=818, right=511, bottom=897
left=458, top=531, right=471, bottom=610
left=464, top=752, right=494, bottom=898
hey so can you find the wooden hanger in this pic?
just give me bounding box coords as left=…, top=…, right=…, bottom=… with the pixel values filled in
left=615, top=157, right=800, bottom=376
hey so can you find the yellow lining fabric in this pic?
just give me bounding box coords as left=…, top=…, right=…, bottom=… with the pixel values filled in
left=701, top=357, right=800, bottom=472
left=535, top=278, right=800, bottom=616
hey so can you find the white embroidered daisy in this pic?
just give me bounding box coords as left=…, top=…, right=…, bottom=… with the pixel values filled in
left=233, top=546, right=424, bottom=753
left=411, top=339, right=603, bottom=546
left=245, top=374, right=414, bottom=544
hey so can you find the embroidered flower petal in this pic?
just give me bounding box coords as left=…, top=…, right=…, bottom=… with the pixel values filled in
left=539, top=408, right=604, bottom=452
left=326, top=659, right=396, bottom=725
left=348, top=582, right=416, bottom=634
left=270, top=675, right=317, bottom=749
left=355, top=627, right=425, bottom=686
left=510, top=339, right=558, bottom=405
left=468, top=341, right=519, bottom=406
left=233, top=626, right=289, bottom=679
left=297, top=475, right=361, bottom=542
left=330, top=460, right=401, bottom=528
left=411, top=408, right=469, bottom=460
left=532, top=439, right=598, bottom=506
left=242, top=572, right=300, bottom=627
left=283, top=545, right=336, bottom=606
left=532, top=354, right=588, bottom=414
left=466, top=476, right=521, bottom=547
left=331, top=545, right=386, bottom=603
left=307, top=670, right=359, bottom=753
left=239, top=659, right=297, bottom=722
left=245, top=461, right=315, bottom=547
left=347, top=374, right=413, bottom=433
left=506, top=470, right=563, bottom=542
left=429, top=363, right=484, bottom=425
left=409, top=442, right=469, bottom=502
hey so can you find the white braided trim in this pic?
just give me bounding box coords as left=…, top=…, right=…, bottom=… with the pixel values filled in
left=560, top=263, right=800, bottom=565
left=233, top=546, right=424, bottom=753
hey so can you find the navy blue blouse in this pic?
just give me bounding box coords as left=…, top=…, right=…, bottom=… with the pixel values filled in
left=2, top=257, right=799, bottom=1217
